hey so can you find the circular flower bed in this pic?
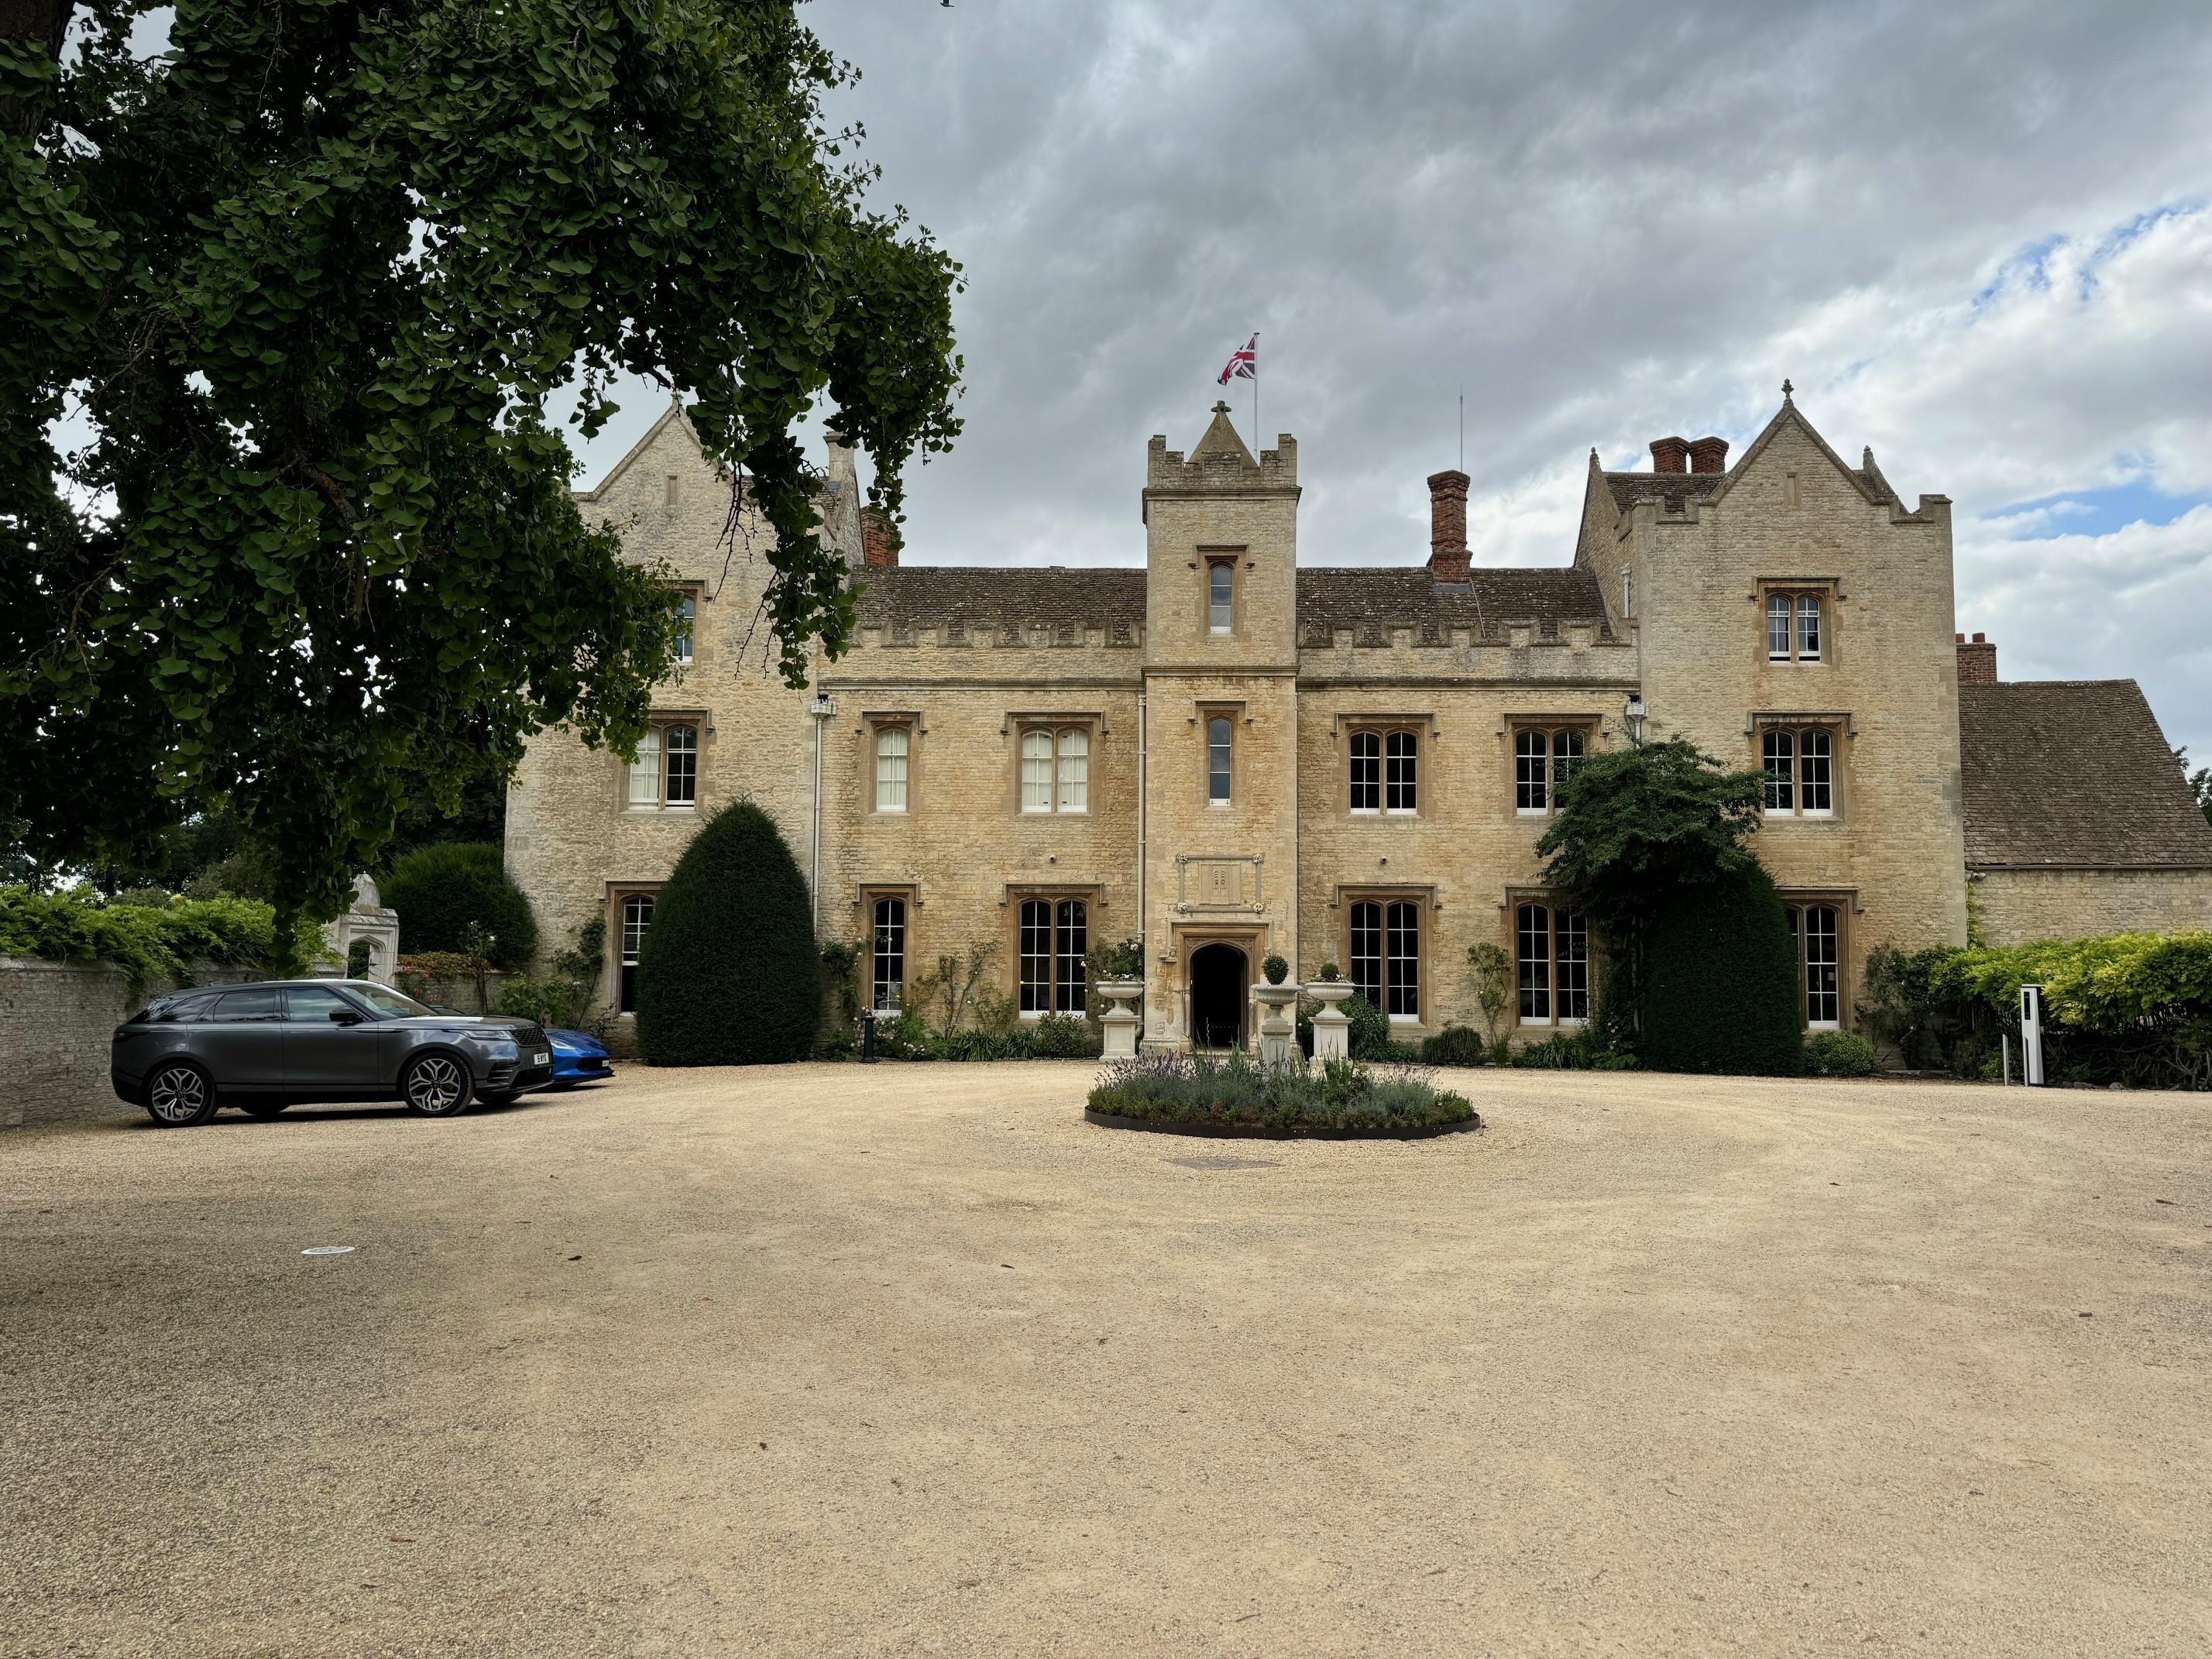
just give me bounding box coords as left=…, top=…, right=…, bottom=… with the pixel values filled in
left=1086, top=1051, right=1479, bottom=1140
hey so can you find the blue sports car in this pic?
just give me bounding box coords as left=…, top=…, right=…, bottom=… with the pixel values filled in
left=545, top=1027, right=613, bottom=1088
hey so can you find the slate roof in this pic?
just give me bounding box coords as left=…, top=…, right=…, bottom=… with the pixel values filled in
left=1958, top=681, right=2212, bottom=868
left=1295, top=567, right=1611, bottom=640
left=855, top=567, right=1147, bottom=634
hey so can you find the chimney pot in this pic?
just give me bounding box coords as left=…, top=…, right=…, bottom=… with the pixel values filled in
left=1688, top=435, right=1729, bottom=475
left=1426, top=469, right=1470, bottom=584
left=860, top=508, right=897, bottom=570
left=1956, top=633, right=1997, bottom=685
left=1650, top=436, right=1689, bottom=475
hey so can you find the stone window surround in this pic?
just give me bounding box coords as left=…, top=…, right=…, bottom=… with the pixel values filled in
left=858, top=710, right=922, bottom=817
left=1334, top=883, right=1434, bottom=1028
left=670, top=581, right=702, bottom=668
left=1193, top=699, right=1247, bottom=808
left=1194, top=543, right=1248, bottom=638
left=622, top=711, right=709, bottom=814
left=857, top=883, right=919, bottom=1012
left=1006, top=711, right=1103, bottom=816
left=1757, top=577, right=1839, bottom=667
left=1503, top=889, right=1592, bottom=1029
left=605, top=881, right=664, bottom=1018
left=1003, top=883, right=1101, bottom=1018
left=1334, top=713, right=1434, bottom=818
left=1503, top=715, right=1599, bottom=818
left=1751, top=713, right=1853, bottom=821
left=1781, top=890, right=1858, bottom=1032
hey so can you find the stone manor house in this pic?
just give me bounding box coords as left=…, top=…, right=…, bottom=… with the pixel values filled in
left=505, top=391, right=2212, bottom=1052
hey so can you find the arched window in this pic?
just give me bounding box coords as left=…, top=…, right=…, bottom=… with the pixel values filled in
left=1803, top=905, right=1840, bottom=1026
left=871, top=897, right=906, bottom=1012
left=1056, top=729, right=1088, bottom=812
left=1208, top=562, right=1234, bottom=633
left=1800, top=730, right=1833, bottom=815
left=1018, top=898, right=1088, bottom=1015
left=1516, top=730, right=1548, bottom=812
left=1765, top=588, right=1830, bottom=663
left=1763, top=730, right=1795, bottom=813
left=1797, top=594, right=1822, bottom=661
left=1019, top=729, right=1053, bottom=812
left=1516, top=903, right=1551, bottom=1022
left=1385, top=730, right=1418, bottom=812
left=1349, top=731, right=1381, bottom=812
left=1384, top=902, right=1420, bottom=1018
left=1349, top=902, right=1383, bottom=1008
left=874, top=725, right=909, bottom=812
left=619, top=893, right=656, bottom=1013
left=662, top=724, right=697, bottom=806
left=1767, top=593, right=1793, bottom=661
left=1207, top=718, right=1233, bottom=804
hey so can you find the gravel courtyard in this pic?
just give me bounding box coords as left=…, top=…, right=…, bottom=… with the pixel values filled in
left=2, top=1062, right=2207, bottom=1657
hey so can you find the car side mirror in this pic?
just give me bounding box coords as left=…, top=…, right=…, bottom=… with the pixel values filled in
left=328, top=1008, right=363, bottom=1025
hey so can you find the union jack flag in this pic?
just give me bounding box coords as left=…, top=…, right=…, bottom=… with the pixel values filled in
left=1216, top=333, right=1257, bottom=384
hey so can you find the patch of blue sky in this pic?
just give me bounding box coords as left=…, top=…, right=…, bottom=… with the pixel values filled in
left=1969, top=232, right=2066, bottom=312
left=1983, top=478, right=2211, bottom=539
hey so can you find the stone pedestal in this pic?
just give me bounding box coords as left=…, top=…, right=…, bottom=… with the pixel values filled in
left=1307, top=979, right=1354, bottom=1067
left=1253, top=982, right=1300, bottom=1069
left=1094, top=980, right=1145, bottom=1060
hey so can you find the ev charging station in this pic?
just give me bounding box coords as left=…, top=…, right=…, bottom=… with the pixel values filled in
left=2019, top=983, right=2046, bottom=1087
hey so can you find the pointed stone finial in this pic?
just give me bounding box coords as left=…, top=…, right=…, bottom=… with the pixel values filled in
left=1212, top=400, right=1231, bottom=416
left=1781, top=378, right=1794, bottom=401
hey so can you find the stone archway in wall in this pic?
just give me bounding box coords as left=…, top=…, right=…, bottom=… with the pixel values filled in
left=1188, top=943, right=1249, bottom=1051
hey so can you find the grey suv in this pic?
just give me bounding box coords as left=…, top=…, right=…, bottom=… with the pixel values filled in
left=112, top=979, right=555, bottom=1128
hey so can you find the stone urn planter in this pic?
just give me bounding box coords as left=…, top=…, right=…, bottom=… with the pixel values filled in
left=1252, top=981, right=1301, bottom=1070
left=1306, top=979, right=1355, bottom=1066
left=1094, top=979, right=1146, bottom=1060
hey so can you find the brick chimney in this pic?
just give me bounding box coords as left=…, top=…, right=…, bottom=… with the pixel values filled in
left=860, top=508, right=896, bottom=570
left=1426, top=469, right=1470, bottom=584
left=1688, top=435, right=1729, bottom=475
left=1650, top=436, right=1689, bottom=474
left=1956, top=631, right=1997, bottom=684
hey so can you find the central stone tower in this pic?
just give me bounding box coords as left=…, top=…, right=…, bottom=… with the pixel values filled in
left=1139, top=404, right=1301, bottom=1050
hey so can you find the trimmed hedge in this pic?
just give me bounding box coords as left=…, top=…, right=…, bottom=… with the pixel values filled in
left=381, top=842, right=538, bottom=970
left=1804, top=1031, right=1879, bottom=1077
left=636, top=802, right=819, bottom=1066
left=1420, top=1025, right=1489, bottom=1066
left=1639, top=864, right=1803, bottom=1075
left=1088, top=1050, right=1475, bottom=1134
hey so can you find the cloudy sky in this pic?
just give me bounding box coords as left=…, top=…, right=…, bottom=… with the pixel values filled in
left=572, top=0, right=2212, bottom=764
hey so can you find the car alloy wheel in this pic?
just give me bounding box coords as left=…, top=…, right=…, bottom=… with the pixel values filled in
left=403, top=1054, right=472, bottom=1117
left=145, top=1063, right=216, bottom=1128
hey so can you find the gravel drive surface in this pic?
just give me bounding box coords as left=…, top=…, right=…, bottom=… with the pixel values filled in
left=2, top=1062, right=2208, bottom=1657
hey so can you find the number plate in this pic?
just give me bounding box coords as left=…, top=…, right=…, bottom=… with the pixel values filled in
left=533, top=1050, right=550, bottom=1066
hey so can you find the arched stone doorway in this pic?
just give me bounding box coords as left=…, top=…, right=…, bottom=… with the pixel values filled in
left=1189, top=943, right=1249, bottom=1050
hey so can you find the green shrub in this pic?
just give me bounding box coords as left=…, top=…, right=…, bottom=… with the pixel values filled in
left=1638, top=864, right=1803, bottom=1075
left=494, top=975, right=578, bottom=1029
left=1511, top=1029, right=1637, bottom=1070
left=1086, top=937, right=1146, bottom=982
left=1032, top=1012, right=1094, bottom=1058
left=380, top=842, right=537, bottom=970
left=1087, top=1050, right=1474, bottom=1134
left=1314, top=961, right=1341, bottom=981
left=345, top=938, right=372, bottom=978
left=1262, top=953, right=1289, bottom=985
left=1421, top=1025, right=1489, bottom=1066
left=1804, top=1030, right=1879, bottom=1077
left=1344, top=993, right=1391, bottom=1060
left=0, top=885, right=314, bottom=988
left=636, top=802, right=819, bottom=1066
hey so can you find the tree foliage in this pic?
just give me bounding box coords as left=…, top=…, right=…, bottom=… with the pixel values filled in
left=635, top=800, right=817, bottom=1065
left=2, top=0, right=962, bottom=925
left=380, top=840, right=537, bottom=969
left=1639, top=864, right=1804, bottom=1075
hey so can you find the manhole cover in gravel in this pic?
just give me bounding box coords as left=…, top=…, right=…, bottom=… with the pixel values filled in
left=1167, top=1155, right=1280, bottom=1171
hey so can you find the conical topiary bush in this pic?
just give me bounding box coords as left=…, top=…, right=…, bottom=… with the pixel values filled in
left=636, top=801, right=819, bottom=1065
left=1639, top=861, right=1804, bottom=1075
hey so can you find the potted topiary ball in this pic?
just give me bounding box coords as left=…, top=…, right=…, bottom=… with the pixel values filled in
left=1253, top=954, right=1299, bottom=1066
left=1262, top=953, right=1290, bottom=986
left=1305, top=962, right=1355, bottom=1065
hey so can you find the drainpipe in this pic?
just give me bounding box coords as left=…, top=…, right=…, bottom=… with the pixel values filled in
left=809, top=691, right=835, bottom=935
left=1135, top=689, right=1147, bottom=1042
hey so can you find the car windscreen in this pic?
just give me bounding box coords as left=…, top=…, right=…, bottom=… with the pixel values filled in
left=349, top=983, right=434, bottom=1020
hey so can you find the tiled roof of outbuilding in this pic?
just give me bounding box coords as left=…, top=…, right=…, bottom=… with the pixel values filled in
left=1958, top=681, right=2212, bottom=868
left=855, top=566, right=1147, bottom=631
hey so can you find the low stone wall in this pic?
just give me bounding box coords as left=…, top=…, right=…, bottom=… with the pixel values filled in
left=397, top=972, right=509, bottom=1015
left=0, top=957, right=256, bottom=1131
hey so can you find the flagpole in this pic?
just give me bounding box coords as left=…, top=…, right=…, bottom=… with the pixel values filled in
left=1252, top=332, right=1260, bottom=455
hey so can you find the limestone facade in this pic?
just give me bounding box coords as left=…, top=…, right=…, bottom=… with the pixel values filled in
left=504, top=391, right=2211, bottom=1051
